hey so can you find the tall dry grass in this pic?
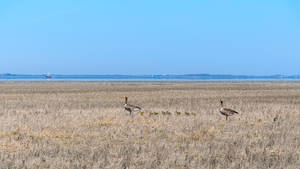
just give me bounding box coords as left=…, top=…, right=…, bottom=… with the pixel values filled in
left=0, top=81, right=299, bottom=168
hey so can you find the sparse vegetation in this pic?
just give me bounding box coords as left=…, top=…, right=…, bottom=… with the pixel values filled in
left=0, top=81, right=300, bottom=168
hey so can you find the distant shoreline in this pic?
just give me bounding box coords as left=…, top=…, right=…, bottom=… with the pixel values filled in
left=1, top=80, right=300, bottom=83
left=0, top=74, right=300, bottom=82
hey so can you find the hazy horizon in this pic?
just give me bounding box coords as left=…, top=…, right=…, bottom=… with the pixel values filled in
left=1, top=73, right=300, bottom=76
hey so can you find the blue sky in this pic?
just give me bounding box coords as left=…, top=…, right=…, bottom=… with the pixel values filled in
left=0, top=0, right=299, bottom=75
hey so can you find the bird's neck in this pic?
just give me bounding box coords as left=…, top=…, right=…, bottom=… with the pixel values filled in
left=220, top=107, right=224, bottom=111
left=125, top=98, right=128, bottom=104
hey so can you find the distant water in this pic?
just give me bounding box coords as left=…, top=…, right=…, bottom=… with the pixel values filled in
left=1, top=74, right=300, bottom=81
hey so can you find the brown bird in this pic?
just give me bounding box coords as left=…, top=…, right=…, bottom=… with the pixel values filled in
left=273, top=115, right=279, bottom=122
left=123, top=96, right=141, bottom=115
left=219, top=99, right=239, bottom=120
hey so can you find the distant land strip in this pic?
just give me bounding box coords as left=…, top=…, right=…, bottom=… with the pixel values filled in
left=0, top=73, right=300, bottom=81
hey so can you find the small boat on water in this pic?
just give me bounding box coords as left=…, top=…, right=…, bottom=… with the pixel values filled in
left=45, top=73, right=52, bottom=79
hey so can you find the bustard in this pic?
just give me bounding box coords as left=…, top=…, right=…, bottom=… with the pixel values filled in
left=123, top=96, right=141, bottom=115
left=219, top=99, right=239, bottom=120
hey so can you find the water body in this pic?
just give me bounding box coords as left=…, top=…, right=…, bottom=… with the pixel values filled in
left=0, top=74, right=300, bottom=81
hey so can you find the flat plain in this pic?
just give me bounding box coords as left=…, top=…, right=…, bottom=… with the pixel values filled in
left=0, top=81, right=299, bottom=169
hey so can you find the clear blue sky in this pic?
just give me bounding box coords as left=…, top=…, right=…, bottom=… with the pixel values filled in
left=0, top=0, right=299, bottom=75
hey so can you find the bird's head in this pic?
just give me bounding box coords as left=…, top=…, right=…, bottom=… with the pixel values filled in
left=121, top=96, right=128, bottom=104
left=220, top=99, right=223, bottom=106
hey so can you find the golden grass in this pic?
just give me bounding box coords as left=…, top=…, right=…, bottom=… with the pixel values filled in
left=0, top=81, right=299, bottom=168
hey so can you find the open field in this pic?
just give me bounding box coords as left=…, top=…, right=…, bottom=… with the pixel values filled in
left=0, top=81, right=299, bottom=169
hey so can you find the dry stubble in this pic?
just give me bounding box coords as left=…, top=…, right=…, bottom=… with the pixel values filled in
left=0, top=81, right=299, bottom=168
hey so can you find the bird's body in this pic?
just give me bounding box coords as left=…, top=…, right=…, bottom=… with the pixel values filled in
left=219, top=100, right=239, bottom=120
left=123, top=96, right=141, bottom=115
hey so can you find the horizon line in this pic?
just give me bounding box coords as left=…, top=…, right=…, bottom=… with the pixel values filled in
left=1, top=73, right=299, bottom=77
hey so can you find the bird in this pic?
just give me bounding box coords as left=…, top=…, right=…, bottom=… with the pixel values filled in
left=123, top=96, right=141, bottom=115
left=273, top=115, right=279, bottom=122
left=219, top=99, right=239, bottom=120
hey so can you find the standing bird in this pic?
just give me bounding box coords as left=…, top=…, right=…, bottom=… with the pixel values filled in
left=123, top=96, right=141, bottom=115
left=273, top=115, right=279, bottom=122
left=219, top=99, right=239, bottom=120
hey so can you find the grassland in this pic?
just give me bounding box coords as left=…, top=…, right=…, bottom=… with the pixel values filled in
left=0, top=81, right=299, bottom=169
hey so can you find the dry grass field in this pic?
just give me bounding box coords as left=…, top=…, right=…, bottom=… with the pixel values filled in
left=0, top=81, right=299, bottom=169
